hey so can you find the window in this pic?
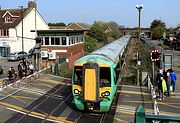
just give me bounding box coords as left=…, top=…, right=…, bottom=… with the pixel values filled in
left=62, top=37, right=66, bottom=45
left=5, top=16, right=12, bottom=23
left=51, top=37, right=55, bottom=45
left=45, top=37, right=49, bottom=45
left=0, top=29, right=9, bottom=37
left=74, top=66, right=82, bottom=85
left=76, top=36, right=79, bottom=43
left=55, top=37, right=60, bottom=45
left=100, top=67, right=111, bottom=87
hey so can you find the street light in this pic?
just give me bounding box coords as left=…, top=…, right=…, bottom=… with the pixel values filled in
left=19, top=6, right=24, bottom=63
left=136, top=4, right=143, bottom=42
left=136, top=4, right=143, bottom=86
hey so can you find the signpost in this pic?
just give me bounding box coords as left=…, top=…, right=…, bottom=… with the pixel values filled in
left=151, top=50, right=161, bottom=85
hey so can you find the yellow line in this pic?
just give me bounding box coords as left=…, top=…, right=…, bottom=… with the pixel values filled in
left=30, top=83, right=53, bottom=88
left=114, top=117, right=129, bottom=123
left=117, top=105, right=154, bottom=113
left=0, top=101, right=73, bottom=123
left=158, top=102, right=180, bottom=109
left=116, top=109, right=134, bottom=115
left=9, top=95, right=37, bottom=100
left=122, top=100, right=152, bottom=103
left=120, top=90, right=150, bottom=95
left=40, top=79, right=71, bottom=86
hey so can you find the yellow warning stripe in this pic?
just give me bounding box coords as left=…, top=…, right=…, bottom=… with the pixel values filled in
left=0, top=101, right=73, bottom=123
left=40, top=79, right=71, bottom=86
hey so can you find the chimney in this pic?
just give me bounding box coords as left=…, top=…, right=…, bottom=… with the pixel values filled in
left=28, top=1, right=37, bottom=9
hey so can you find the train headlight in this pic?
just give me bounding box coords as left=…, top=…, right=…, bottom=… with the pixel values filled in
left=101, top=91, right=110, bottom=97
left=104, top=91, right=110, bottom=96
left=74, top=89, right=81, bottom=95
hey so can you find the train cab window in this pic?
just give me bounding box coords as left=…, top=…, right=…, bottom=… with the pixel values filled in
left=74, top=66, right=82, bottom=86
left=100, top=67, right=111, bottom=87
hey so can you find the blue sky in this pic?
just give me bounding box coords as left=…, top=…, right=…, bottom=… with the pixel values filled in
left=1, top=0, right=180, bottom=28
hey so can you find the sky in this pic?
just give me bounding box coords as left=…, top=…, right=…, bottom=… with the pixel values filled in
left=1, top=0, right=180, bottom=28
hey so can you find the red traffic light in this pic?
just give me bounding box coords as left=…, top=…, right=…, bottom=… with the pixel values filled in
left=151, top=50, right=161, bottom=61
left=36, top=37, right=43, bottom=44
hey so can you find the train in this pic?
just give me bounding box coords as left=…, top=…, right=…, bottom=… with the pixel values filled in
left=72, top=35, right=131, bottom=112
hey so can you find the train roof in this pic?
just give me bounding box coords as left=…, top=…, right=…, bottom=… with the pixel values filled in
left=90, top=35, right=131, bottom=63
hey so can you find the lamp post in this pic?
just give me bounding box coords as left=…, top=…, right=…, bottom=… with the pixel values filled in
left=136, top=4, right=143, bottom=42
left=19, top=6, right=24, bottom=63
left=136, top=4, right=143, bottom=86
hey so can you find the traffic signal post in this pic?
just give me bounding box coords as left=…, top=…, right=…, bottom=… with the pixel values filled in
left=151, top=50, right=161, bottom=86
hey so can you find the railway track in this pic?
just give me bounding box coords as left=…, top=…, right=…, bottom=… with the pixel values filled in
left=0, top=74, right=120, bottom=123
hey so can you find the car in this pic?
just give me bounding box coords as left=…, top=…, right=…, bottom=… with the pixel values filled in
left=7, top=51, right=28, bottom=61
left=0, top=65, right=3, bottom=74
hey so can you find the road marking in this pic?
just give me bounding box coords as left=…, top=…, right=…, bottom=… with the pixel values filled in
left=30, top=83, right=54, bottom=88
left=40, top=79, right=71, bottom=86
left=0, top=101, right=73, bottom=123
left=114, top=117, right=129, bottom=123
left=117, top=84, right=147, bottom=89
left=116, top=105, right=154, bottom=114
left=47, top=74, right=71, bottom=80
left=117, top=90, right=150, bottom=95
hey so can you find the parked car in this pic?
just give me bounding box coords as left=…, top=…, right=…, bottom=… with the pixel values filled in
left=7, top=51, right=28, bottom=61
left=0, top=65, right=3, bottom=74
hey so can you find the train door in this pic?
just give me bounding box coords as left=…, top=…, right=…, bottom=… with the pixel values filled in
left=82, top=63, right=99, bottom=102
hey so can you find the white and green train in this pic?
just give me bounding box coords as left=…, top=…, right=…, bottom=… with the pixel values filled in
left=72, top=35, right=131, bottom=112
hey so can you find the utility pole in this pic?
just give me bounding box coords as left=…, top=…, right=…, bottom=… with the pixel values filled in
left=19, top=6, right=24, bottom=63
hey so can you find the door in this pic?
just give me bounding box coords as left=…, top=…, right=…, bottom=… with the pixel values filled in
left=83, top=63, right=99, bottom=102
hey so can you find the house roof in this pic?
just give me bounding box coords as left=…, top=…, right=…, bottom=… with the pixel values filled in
left=0, top=8, right=31, bottom=29
left=65, top=22, right=90, bottom=30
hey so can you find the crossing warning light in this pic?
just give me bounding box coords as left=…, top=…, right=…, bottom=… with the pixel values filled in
left=151, top=50, right=161, bottom=62
left=36, top=36, right=43, bottom=44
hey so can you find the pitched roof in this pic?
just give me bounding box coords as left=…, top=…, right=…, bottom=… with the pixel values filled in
left=65, top=22, right=90, bottom=30
left=0, top=8, right=31, bottom=29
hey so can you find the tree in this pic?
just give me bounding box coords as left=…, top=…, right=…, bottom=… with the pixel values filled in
left=84, top=35, right=98, bottom=53
left=88, top=22, right=107, bottom=42
left=152, top=27, right=166, bottom=40
left=150, top=19, right=166, bottom=29
left=150, top=19, right=166, bottom=39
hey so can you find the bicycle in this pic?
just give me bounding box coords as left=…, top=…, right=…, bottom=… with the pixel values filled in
left=2, top=74, right=20, bottom=88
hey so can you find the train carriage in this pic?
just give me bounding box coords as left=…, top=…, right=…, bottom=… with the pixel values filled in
left=72, top=35, right=131, bottom=112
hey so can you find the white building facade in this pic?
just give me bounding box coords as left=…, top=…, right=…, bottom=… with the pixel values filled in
left=0, top=1, right=49, bottom=57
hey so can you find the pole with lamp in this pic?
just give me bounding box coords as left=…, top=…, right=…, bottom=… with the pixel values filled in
left=19, top=6, right=24, bottom=63
left=136, top=4, right=143, bottom=43
left=136, top=4, right=143, bottom=86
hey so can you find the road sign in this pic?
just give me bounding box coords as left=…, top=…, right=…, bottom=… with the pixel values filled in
left=163, top=54, right=173, bottom=69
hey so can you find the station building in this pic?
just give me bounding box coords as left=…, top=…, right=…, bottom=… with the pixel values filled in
left=36, top=23, right=90, bottom=69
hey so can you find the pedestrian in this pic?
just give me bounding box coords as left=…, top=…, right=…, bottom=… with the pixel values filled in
left=17, top=62, right=23, bottom=78
left=163, top=69, right=168, bottom=83
left=7, top=67, right=13, bottom=80
left=166, top=72, right=171, bottom=97
left=29, top=62, right=34, bottom=74
left=161, top=77, right=167, bottom=100
left=157, top=76, right=163, bottom=100
left=170, top=70, right=177, bottom=93
left=156, top=70, right=163, bottom=86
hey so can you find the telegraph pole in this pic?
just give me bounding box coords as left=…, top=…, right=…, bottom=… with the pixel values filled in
left=19, top=6, right=24, bottom=63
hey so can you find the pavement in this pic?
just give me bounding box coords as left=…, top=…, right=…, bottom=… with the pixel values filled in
left=113, top=85, right=154, bottom=123
left=141, top=38, right=180, bottom=120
